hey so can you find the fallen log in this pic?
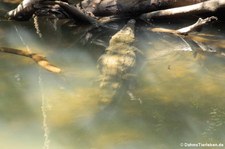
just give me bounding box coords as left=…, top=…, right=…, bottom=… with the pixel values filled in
left=79, top=0, right=207, bottom=17
left=0, top=47, right=61, bottom=73
left=6, top=0, right=207, bottom=22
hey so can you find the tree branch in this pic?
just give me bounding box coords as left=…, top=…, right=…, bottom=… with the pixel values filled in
left=140, top=0, right=225, bottom=20
left=149, top=16, right=217, bottom=35
left=148, top=16, right=225, bottom=57
left=0, top=47, right=61, bottom=73
left=176, top=16, right=217, bottom=35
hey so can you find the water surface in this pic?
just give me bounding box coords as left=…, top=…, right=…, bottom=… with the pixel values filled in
left=0, top=5, right=225, bottom=149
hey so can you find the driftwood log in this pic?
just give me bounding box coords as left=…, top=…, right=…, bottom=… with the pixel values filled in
left=7, top=0, right=221, bottom=23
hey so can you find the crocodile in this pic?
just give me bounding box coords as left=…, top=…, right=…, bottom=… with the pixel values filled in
left=97, top=19, right=139, bottom=104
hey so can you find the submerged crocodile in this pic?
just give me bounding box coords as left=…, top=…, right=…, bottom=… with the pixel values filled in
left=97, top=19, right=139, bottom=104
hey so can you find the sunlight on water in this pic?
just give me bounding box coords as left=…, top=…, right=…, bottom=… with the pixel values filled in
left=0, top=13, right=225, bottom=149
left=39, top=72, right=50, bottom=149
left=14, top=26, right=31, bottom=52
left=14, top=24, right=51, bottom=149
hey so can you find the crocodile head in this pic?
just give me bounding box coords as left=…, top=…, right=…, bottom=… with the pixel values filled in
left=109, top=19, right=136, bottom=45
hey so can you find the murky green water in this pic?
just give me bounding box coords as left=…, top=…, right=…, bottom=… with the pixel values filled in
left=1, top=3, right=225, bottom=149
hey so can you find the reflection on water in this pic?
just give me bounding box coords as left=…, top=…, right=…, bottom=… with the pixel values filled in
left=0, top=13, right=225, bottom=149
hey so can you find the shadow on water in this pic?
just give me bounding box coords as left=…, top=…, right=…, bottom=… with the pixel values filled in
left=0, top=4, right=225, bottom=149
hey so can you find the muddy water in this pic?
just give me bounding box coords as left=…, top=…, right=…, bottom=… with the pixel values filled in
left=0, top=8, right=225, bottom=149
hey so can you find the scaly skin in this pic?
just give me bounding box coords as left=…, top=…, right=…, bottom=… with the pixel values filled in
left=97, top=19, right=138, bottom=104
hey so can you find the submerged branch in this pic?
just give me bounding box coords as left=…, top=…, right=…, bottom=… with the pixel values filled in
left=0, top=47, right=61, bottom=73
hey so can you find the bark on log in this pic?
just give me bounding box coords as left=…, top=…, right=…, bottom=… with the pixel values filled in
left=141, top=0, right=225, bottom=20
left=0, top=47, right=61, bottom=73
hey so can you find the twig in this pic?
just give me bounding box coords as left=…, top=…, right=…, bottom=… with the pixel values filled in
left=0, top=47, right=61, bottom=73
